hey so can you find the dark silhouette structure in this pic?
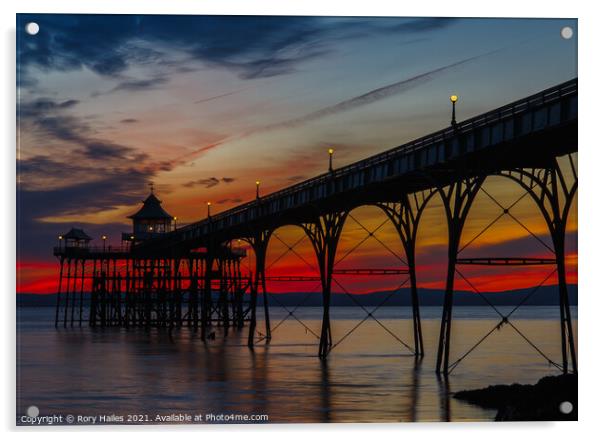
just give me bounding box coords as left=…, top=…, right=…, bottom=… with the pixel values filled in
left=54, top=78, right=578, bottom=376
left=54, top=191, right=250, bottom=339
left=126, top=186, right=175, bottom=238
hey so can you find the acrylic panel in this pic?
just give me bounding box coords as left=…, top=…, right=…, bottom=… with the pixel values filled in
left=16, top=14, right=578, bottom=425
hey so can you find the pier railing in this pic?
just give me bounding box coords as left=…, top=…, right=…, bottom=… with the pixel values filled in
left=163, top=78, right=577, bottom=243
left=53, top=245, right=247, bottom=258
left=53, top=246, right=131, bottom=257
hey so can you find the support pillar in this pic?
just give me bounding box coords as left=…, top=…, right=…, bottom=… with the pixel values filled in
left=235, top=259, right=244, bottom=329
left=500, top=154, right=578, bottom=374
left=63, top=259, right=72, bottom=328
left=70, top=259, right=78, bottom=327
left=246, top=230, right=272, bottom=347
left=201, top=252, right=215, bottom=341
left=435, top=176, right=484, bottom=375
left=54, top=257, right=65, bottom=327
left=79, top=259, right=85, bottom=327
left=302, top=211, right=348, bottom=359
left=378, top=191, right=435, bottom=357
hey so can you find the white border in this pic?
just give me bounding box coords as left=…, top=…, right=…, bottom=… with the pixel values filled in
left=3, top=1, right=601, bottom=438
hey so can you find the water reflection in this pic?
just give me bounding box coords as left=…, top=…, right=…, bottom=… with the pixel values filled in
left=17, top=306, right=576, bottom=423
left=320, top=360, right=331, bottom=422
left=438, top=376, right=451, bottom=422
left=408, top=357, right=422, bottom=422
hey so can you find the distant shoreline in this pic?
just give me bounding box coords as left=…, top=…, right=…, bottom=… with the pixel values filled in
left=17, top=284, right=577, bottom=308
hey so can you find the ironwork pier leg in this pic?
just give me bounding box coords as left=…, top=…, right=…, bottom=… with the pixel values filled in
left=219, top=259, right=230, bottom=333
left=551, top=173, right=578, bottom=375
left=408, top=254, right=424, bottom=357
left=90, top=260, right=98, bottom=327
left=437, top=250, right=457, bottom=376
left=54, top=257, right=65, bottom=327
left=247, top=272, right=258, bottom=347
left=63, top=259, right=72, bottom=328
left=246, top=230, right=272, bottom=347
left=79, top=260, right=85, bottom=327
left=434, top=177, right=484, bottom=375
left=500, top=158, right=577, bottom=374
left=236, top=260, right=244, bottom=329
left=101, top=269, right=108, bottom=327
left=260, top=261, right=270, bottom=342
left=557, top=241, right=577, bottom=374
left=303, top=212, right=348, bottom=359
left=70, top=259, right=77, bottom=327
left=379, top=193, right=434, bottom=357
left=201, top=254, right=214, bottom=341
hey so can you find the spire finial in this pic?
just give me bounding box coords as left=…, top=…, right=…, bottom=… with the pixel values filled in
left=149, top=181, right=155, bottom=194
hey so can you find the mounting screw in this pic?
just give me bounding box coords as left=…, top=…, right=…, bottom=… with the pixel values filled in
left=559, top=401, right=573, bottom=414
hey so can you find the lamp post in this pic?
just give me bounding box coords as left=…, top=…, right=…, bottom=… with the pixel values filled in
left=207, top=202, right=212, bottom=218
left=174, top=216, right=177, bottom=231
left=101, top=235, right=107, bottom=252
left=450, top=94, right=458, bottom=128
left=58, top=235, right=63, bottom=249
left=328, top=148, right=334, bottom=172
left=256, top=180, right=260, bottom=199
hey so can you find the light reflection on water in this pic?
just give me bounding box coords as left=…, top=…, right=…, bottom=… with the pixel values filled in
left=16, top=306, right=577, bottom=423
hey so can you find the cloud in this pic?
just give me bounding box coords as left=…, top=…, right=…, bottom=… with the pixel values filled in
left=185, top=177, right=219, bottom=188
left=391, top=17, right=459, bottom=33
left=16, top=96, right=178, bottom=258
left=167, top=141, right=226, bottom=167
left=20, top=98, right=148, bottom=166
left=19, top=98, right=80, bottom=117
left=110, top=75, right=169, bottom=93
left=17, top=15, right=458, bottom=85
left=29, top=113, right=89, bottom=142
left=120, top=118, right=139, bottom=124
left=17, top=98, right=79, bottom=118
left=17, top=15, right=141, bottom=86
left=250, top=51, right=494, bottom=134
left=214, top=49, right=330, bottom=80
left=217, top=198, right=243, bottom=205
left=182, top=176, right=237, bottom=188
left=17, top=170, right=150, bottom=260
left=195, top=89, right=246, bottom=104
left=79, top=141, right=142, bottom=160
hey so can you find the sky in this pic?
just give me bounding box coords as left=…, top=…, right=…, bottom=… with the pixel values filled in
left=16, top=14, right=578, bottom=294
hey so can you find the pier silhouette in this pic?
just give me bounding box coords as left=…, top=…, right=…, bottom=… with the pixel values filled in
left=53, top=78, right=577, bottom=376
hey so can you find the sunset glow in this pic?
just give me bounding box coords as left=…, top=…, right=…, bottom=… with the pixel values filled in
left=16, top=15, right=577, bottom=295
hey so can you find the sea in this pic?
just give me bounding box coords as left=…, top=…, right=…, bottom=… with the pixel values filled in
left=16, top=305, right=577, bottom=424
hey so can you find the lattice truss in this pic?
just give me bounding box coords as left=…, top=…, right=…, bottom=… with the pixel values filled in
left=247, top=193, right=436, bottom=358
left=241, top=153, right=576, bottom=376
left=444, top=153, right=577, bottom=375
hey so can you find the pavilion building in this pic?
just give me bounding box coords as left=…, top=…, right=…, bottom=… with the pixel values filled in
left=122, top=189, right=174, bottom=243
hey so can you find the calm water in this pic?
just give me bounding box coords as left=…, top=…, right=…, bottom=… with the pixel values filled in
left=16, top=306, right=577, bottom=424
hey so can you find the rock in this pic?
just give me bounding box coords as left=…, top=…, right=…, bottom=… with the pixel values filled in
left=454, top=374, right=577, bottom=421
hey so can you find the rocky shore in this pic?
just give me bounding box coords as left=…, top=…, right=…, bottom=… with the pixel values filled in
left=454, top=374, right=577, bottom=421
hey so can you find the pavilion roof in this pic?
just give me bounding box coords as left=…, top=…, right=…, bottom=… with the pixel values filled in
left=63, top=228, right=92, bottom=241
left=128, top=192, right=173, bottom=220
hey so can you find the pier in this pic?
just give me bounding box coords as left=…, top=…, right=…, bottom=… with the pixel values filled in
left=54, top=78, right=578, bottom=376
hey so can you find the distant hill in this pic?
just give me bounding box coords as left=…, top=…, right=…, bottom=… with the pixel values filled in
left=17, top=285, right=577, bottom=307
